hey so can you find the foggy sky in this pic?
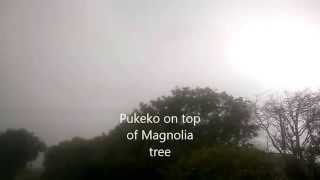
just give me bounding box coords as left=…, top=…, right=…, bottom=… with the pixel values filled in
left=1, top=0, right=319, bottom=145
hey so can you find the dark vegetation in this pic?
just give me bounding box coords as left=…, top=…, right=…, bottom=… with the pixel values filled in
left=2, top=87, right=320, bottom=179
left=0, top=129, right=45, bottom=180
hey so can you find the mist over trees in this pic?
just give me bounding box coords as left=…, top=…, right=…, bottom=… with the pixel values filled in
left=2, top=87, right=320, bottom=179
left=42, top=87, right=259, bottom=180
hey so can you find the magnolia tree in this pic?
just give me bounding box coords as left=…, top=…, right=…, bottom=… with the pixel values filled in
left=255, top=90, right=320, bottom=163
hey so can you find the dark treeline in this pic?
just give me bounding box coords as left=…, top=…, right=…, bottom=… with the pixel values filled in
left=2, top=87, right=320, bottom=180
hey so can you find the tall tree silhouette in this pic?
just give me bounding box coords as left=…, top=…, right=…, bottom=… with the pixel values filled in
left=256, top=90, right=320, bottom=161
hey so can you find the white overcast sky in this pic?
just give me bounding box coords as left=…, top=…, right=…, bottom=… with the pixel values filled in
left=1, top=0, right=320, bottom=145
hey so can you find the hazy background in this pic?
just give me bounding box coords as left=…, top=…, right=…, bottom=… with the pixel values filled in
left=1, top=0, right=320, bottom=145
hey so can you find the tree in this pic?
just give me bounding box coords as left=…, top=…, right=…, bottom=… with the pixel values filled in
left=0, top=129, right=46, bottom=180
left=43, top=87, right=259, bottom=180
left=43, top=137, right=102, bottom=180
left=169, top=145, right=281, bottom=180
left=255, top=90, right=320, bottom=163
left=133, top=87, right=258, bottom=147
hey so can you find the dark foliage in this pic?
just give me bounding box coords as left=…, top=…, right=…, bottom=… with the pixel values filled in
left=3, top=87, right=320, bottom=180
left=43, top=87, right=260, bottom=180
left=0, top=129, right=45, bottom=180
